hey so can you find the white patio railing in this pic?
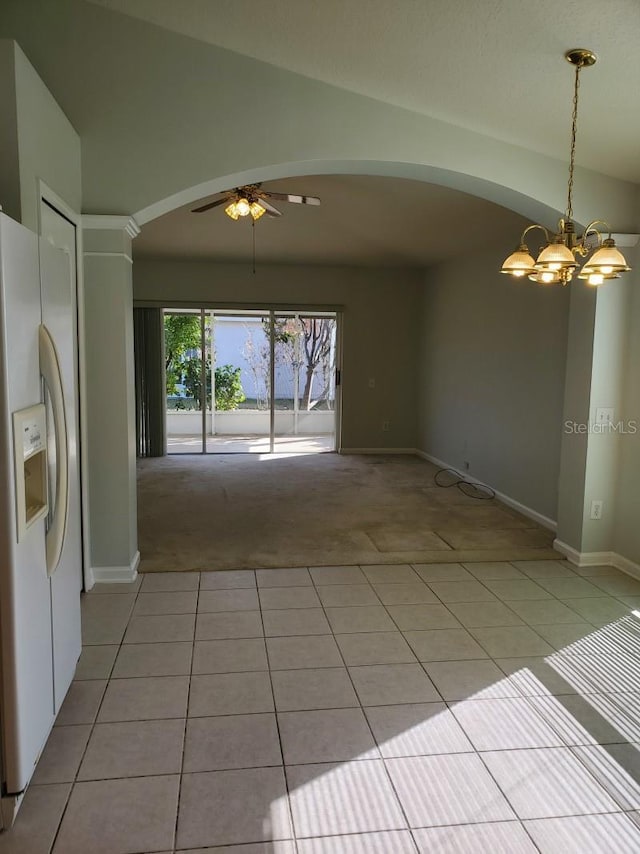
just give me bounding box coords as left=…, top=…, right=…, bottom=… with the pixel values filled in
left=166, top=408, right=334, bottom=436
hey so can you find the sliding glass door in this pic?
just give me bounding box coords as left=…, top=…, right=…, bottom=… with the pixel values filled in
left=164, top=308, right=339, bottom=454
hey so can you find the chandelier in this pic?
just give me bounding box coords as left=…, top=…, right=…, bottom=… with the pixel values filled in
left=501, top=49, right=630, bottom=287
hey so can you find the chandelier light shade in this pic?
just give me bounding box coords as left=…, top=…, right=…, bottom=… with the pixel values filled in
left=501, top=49, right=631, bottom=287
left=578, top=239, right=631, bottom=279
left=534, top=241, right=577, bottom=276
left=500, top=244, right=537, bottom=278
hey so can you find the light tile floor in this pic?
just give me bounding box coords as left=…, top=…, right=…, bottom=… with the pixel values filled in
left=4, top=560, right=640, bottom=853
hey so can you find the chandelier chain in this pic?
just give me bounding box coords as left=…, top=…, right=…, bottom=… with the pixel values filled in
left=566, top=61, right=581, bottom=221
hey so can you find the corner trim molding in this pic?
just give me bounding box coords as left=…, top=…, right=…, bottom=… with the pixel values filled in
left=82, top=215, right=141, bottom=238
left=83, top=250, right=133, bottom=265
left=92, top=550, right=140, bottom=585
left=553, top=539, right=640, bottom=581
left=612, top=233, right=640, bottom=248
left=416, top=450, right=558, bottom=532
left=585, top=233, right=639, bottom=249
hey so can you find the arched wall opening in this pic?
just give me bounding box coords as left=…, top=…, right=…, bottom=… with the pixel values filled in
left=132, top=157, right=573, bottom=533
left=134, top=158, right=566, bottom=230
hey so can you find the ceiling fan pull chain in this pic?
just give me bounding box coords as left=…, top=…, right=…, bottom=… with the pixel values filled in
left=252, top=219, right=256, bottom=275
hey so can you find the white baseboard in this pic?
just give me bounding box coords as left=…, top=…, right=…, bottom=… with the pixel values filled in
left=553, top=539, right=640, bottom=581
left=339, top=448, right=417, bottom=455
left=615, top=552, right=640, bottom=581
left=412, top=450, right=640, bottom=582
left=416, top=450, right=558, bottom=532
left=551, top=540, right=584, bottom=566
left=92, top=550, right=140, bottom=584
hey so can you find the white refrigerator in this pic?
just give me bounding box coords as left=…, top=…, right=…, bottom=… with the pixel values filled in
left=0, top=211, right=82, bottom=826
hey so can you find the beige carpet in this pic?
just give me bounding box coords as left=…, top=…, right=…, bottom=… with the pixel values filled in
left=137, top=453, right=559, bottom=572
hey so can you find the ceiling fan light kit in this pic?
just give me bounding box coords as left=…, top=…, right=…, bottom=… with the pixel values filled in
left=190, top=182, right=321, bottom=275
left=501, top=48, right=631, bottom=287
left=192, top=183, right=321, bottom=221
left=224, top=198, right=266, bottom=220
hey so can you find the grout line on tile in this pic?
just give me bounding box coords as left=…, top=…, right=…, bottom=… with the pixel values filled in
left=171, top=574, right=198, bottom=853
left=256, top=570, right=295, bottom=842
left=307, top=571, right=414, bottom=834
left=45, top=578, right=147, bottom=853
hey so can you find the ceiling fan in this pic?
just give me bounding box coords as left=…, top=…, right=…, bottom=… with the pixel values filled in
left=191, top=183, right=321, bottom=221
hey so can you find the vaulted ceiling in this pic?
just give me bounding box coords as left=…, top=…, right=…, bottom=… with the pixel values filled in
left=86, top=0, right=636, bottom=266
left=90, top=0, right=640, bottom=182
left=2, top=0, right=636, bottom=266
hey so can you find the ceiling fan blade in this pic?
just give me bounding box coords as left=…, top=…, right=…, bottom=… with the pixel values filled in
left=191, top=197, right=228, bottom=213
left=259, top=199, right=283, bottom=217
left=263, top=192, right=321, bottom=206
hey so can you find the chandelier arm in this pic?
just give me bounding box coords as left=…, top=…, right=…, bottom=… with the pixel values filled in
left=581, top=220, right=613, bottom=242
left=521, top=223, right=550, bottom=245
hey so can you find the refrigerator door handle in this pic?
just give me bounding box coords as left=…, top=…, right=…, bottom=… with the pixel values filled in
left=38, top=324, right=69, bottom=576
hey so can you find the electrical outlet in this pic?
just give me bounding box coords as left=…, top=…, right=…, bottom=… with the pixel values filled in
left=590, top=500, right=603, bottom=520
left=463, top=461, right=470, bottom=471
left=382, top=420, right=390, bottom=432
left=368, top=378, right=376, bottom=389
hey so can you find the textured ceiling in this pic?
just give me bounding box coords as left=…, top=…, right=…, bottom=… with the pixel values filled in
left=134, top=175, right=528, bottom=266
left=89, top=0, right=640, bottom=182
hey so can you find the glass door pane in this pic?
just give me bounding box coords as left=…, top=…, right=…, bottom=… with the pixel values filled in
left=272, top=314, right=300, bottom=452
left=164, top=309, right=205, bottom=453
left=273, top=314, right=337, bottom=453
left=207, top=311, right=271, bottom=453
left=299, top=315, right=337, bottom=452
